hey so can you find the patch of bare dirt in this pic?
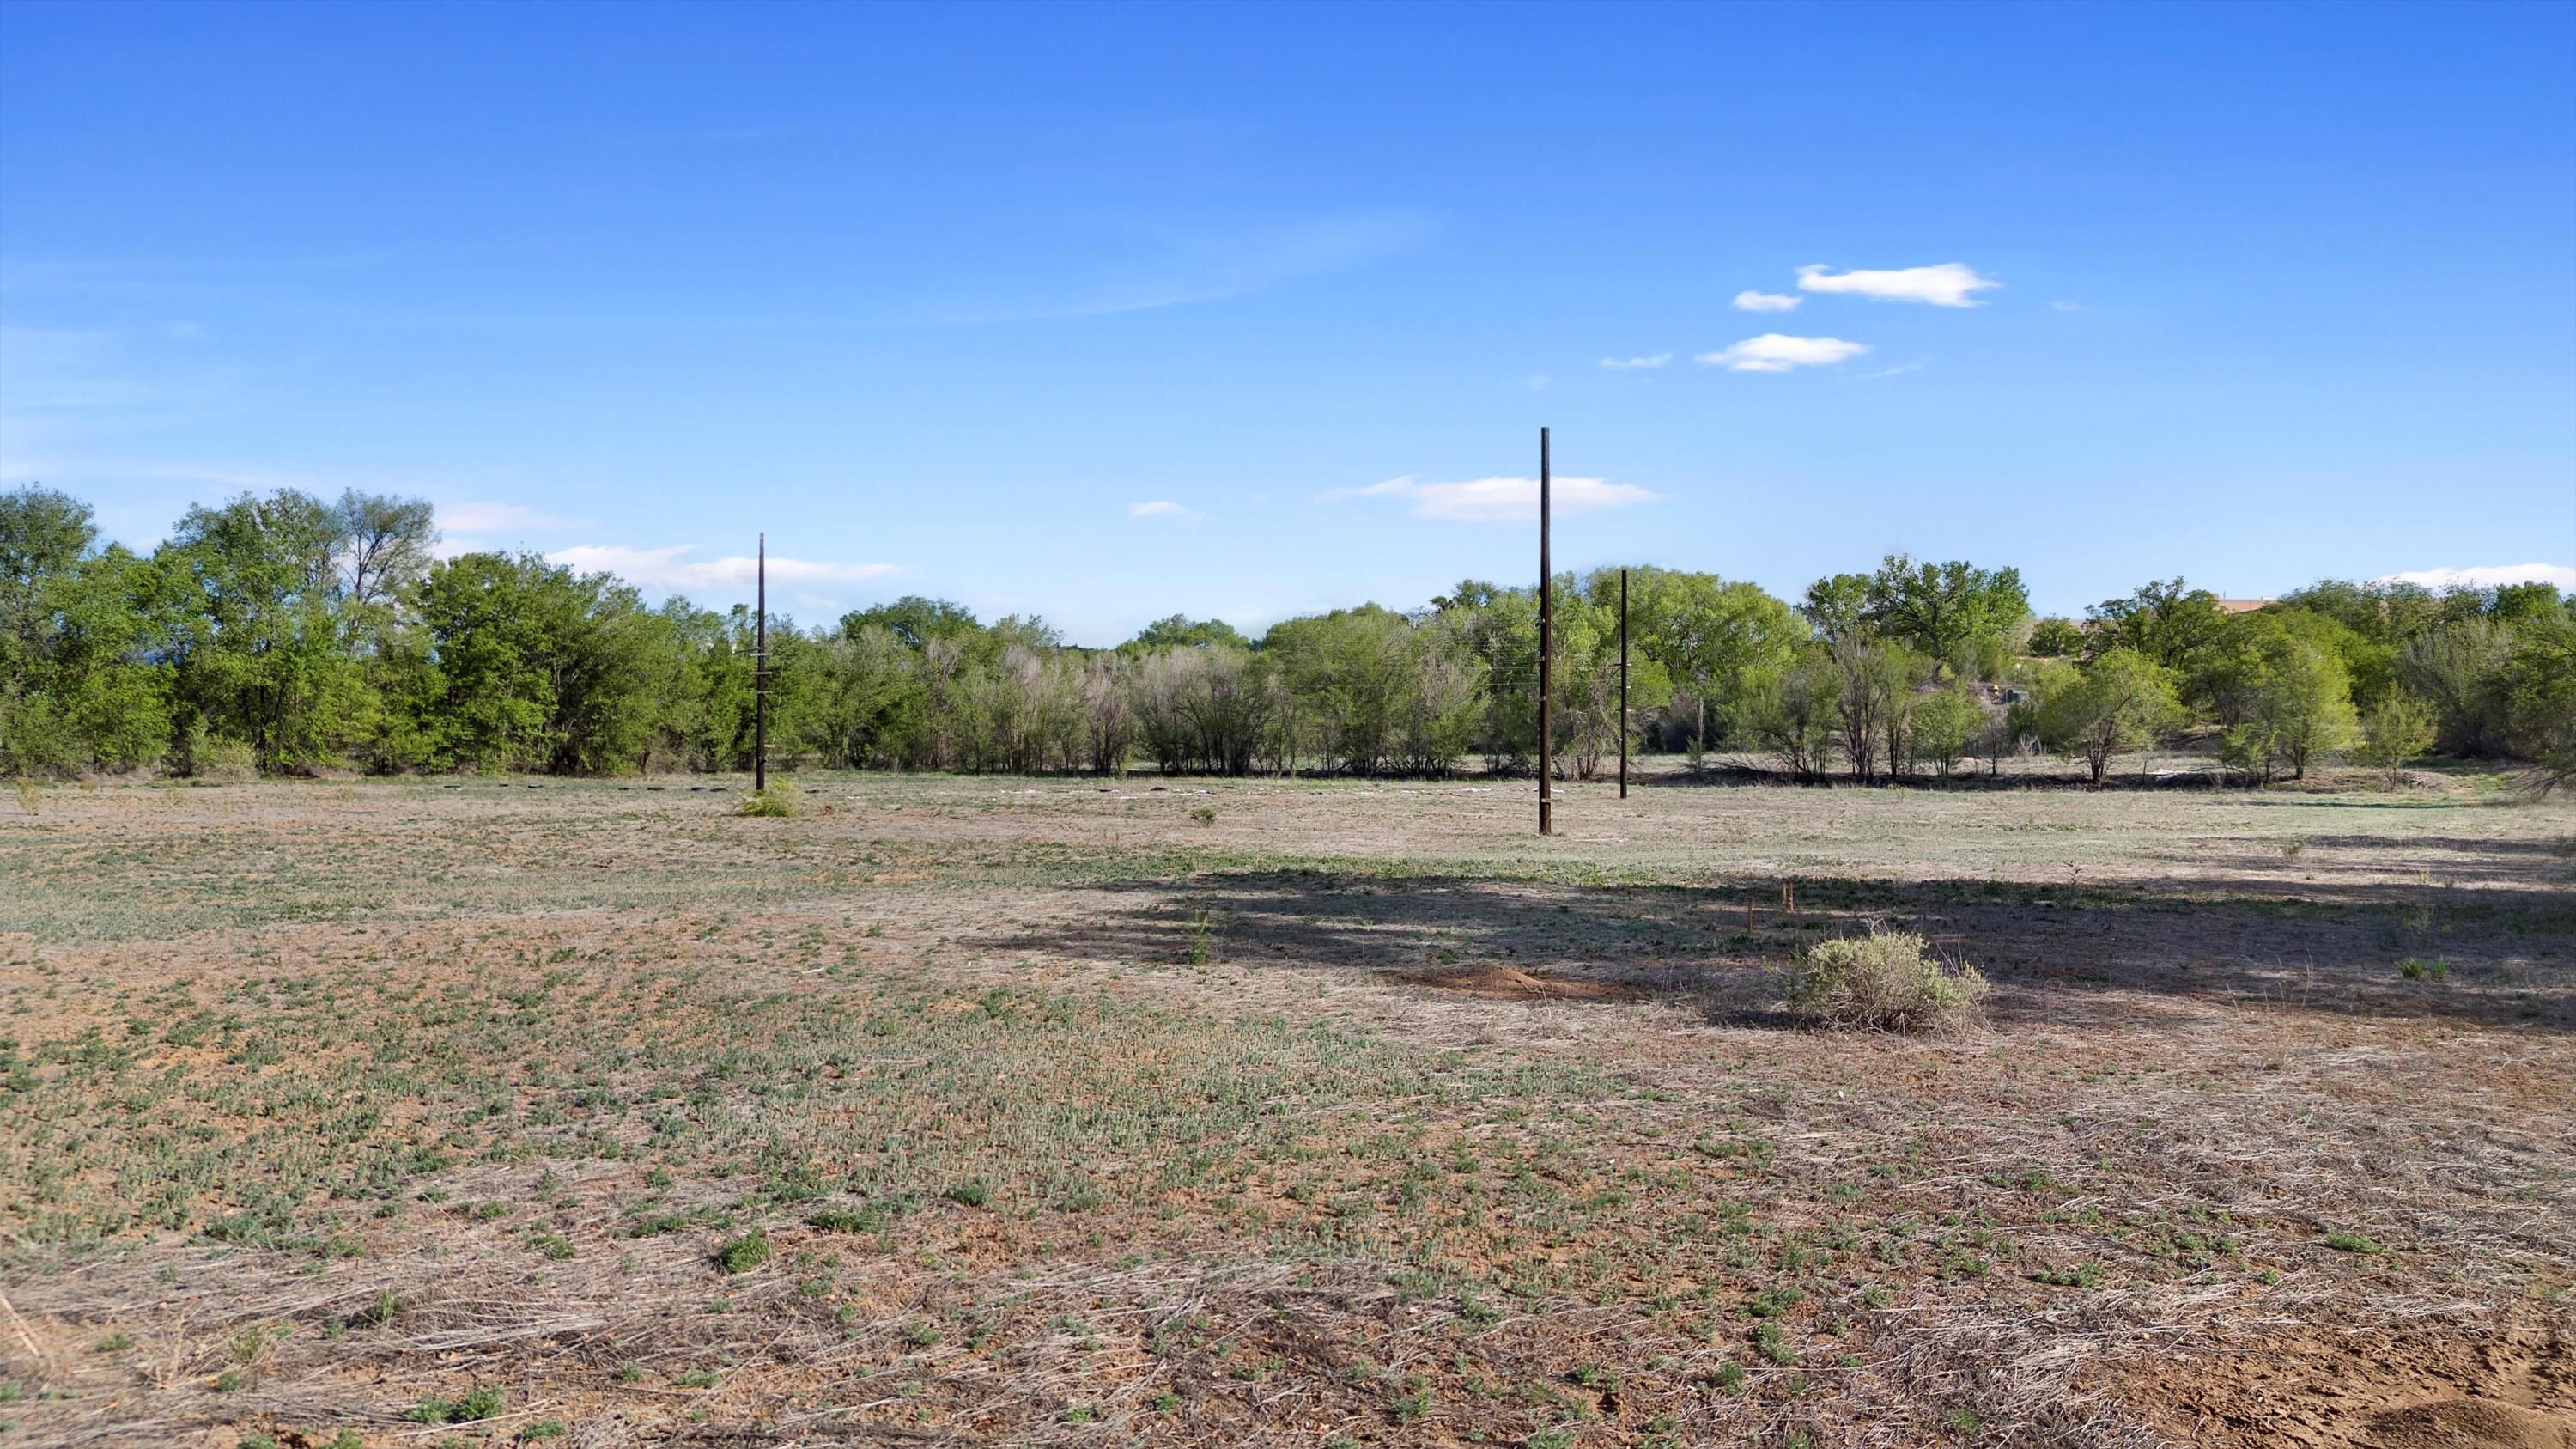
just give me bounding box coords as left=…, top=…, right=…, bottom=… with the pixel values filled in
left=2362, top=1400, right=2574, bottom=1449
left=2113, top=1304, right=2576, bottom=1447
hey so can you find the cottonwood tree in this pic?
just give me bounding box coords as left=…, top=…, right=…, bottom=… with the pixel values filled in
left=1615, top=568, right=1801, bottom=757
left=0, top=488, right=171, bottom=774
left=164, top=490, right=376, bottom=771
left=1800, top=573, right=1874, bottom=647
left=2087, top=579, right=2227, bottom=673
left=1860, top=553, right=2028, bottom=678
left=336, top=490, right=438, bottom=607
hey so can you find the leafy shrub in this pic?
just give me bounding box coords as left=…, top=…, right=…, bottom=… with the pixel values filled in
left=191, top=734, right=259, bottom=784
left=407, top=1386, right=503, bottom=1423
left=1787, top=930, right=1987, bottom=1032
left=735, top=779, right=800, bottom=818
left=714, top=1230, right=771, bottom=1273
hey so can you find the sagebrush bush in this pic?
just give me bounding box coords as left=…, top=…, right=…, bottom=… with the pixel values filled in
left=1788, top=930, right=1986, bottom=1032
left=735, top=779, right=800, bottom=818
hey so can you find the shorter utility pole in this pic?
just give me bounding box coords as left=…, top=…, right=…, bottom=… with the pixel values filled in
left=1537, top=427, right=1553, bottom=837
left=754, top=532, right=769, bottom=795
left=1619, top=567, right=1629, bottom=800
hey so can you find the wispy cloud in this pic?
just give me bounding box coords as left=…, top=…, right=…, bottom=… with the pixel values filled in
left=1599, top=353, right=1673, bottom=369
left=1695, top=334, right=1869, bottom=373
left=2378, top=563, right=2575, bottom=592
left=440, top=500, right=590, bottom=536
left=1321, top=474, right=1660, bottom=523
left=429, top=500, right=592, bottom=558
left=544, top=544, right=899, bottom=592
left=1795, top=263, right=1998, bottom=307
left=1731, top=291, right=1802, bottom=313
left=2051, top=300, right=2087, bottom=313
left=1128, top=500, right=1205, bottom=520
left=1861, top=360, right=1929, bottom=379
left=884, top=210, right=1440, bottom=327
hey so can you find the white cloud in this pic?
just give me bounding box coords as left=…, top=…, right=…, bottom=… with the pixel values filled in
left=1694, top=334, right=1869, bottom=373
left=440, top=500, right=588, bottom=535
left=1600, top=353, right=1673, bottom=369
left=1128, top=500, right=1205, bottom=520
left=1732, top=291, right=1802, bottom=313
left=2051, top=300, right=2087, bottom=312
left=1321, top=474, right=1660, bottom=522
left=2377, top=563, right=2576, bottom=592
left=544, top=544, right=898, bottom=591
left=1861, top=360, right=1929, bottom=379
left=1795, top=263, right=1998, bottom=307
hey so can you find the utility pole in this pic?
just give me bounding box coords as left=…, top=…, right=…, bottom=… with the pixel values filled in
left=1619, top=566, right=1629, bottom=800
left=1537, top=427, right=1553, bottom=837
left=754, top=532, right=768, bottom=795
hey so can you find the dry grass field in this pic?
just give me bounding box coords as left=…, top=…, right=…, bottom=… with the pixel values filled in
left=3, top=765, right=2573, bottom=1448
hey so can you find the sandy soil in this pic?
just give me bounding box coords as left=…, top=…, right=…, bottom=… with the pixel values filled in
left=2, top=765, right=2570, bottom=1447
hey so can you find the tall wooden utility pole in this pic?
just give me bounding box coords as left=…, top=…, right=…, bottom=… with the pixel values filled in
left=754, top=532, right=769, bottom=795
left=1537, top=428, right=1553, bottom=837
left=1619, top=567, right=1630, bottom=800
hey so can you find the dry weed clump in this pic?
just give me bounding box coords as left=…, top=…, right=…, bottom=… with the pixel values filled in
left=1787, top=929, right=1987, bottom=1032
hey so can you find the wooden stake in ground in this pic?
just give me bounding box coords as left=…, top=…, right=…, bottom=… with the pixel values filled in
left=755, top=532, right=769, bottom=795
left=1619, top=566, right=1630, bottom=800
left=1538, top=427, right=1553, bottom=837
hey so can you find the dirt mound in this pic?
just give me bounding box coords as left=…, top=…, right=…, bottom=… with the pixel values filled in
left=1389, top=965, right=1641, bottom=1001
left=2360, top=1401, right=2574, bottom=1449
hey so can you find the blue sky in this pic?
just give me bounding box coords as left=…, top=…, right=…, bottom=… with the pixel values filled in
left=4, top=0, right=2572, bottom=644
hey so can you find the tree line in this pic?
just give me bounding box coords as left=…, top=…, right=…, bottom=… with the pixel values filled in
left=3, top=485, right=2568, bottom=789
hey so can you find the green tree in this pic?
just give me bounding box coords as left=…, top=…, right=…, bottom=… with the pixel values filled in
left=2356, top=693, right=2435, bottom=784
left=1744, top=648, right=1838, bottom=782
left=2037, top=649, right=2184, bottom=786
left=2488, top=581, right=2564, bottom=627
left=2212, top=633, right=2357, bottom=784
left=1911, top=685, right=1985, bottom=781
left=416, top=552, right=560, bottom=770
left=801, top=624, right=927, bottom=768
left=2087, top=579, right=2226, bottom=673
left=1, top=489, right=173, bottom=774
left=1125, top=615, right=1251, bottom=653
left=2497, top=611, right=2576, bottom=794
left=334, top=490, right=439, bottom=606
left=1799, top=573, right=1874, bottom=646
left=1611, top=567, right=1801, bottom=755
left=1860, top=553, right=2029, bottom=679
left=2397, top=618, right=2514, bottom=757
left=1827, top=639, right=1919, bottom=783
left=838, top=596, right=980, bottom=651
left=2026, top=617, right=2085, bottom=658
left=161, top=490, right=378, bottom=772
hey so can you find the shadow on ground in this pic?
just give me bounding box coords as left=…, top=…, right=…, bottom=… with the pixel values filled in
left=987, top=863, right=2576, bottom=1033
